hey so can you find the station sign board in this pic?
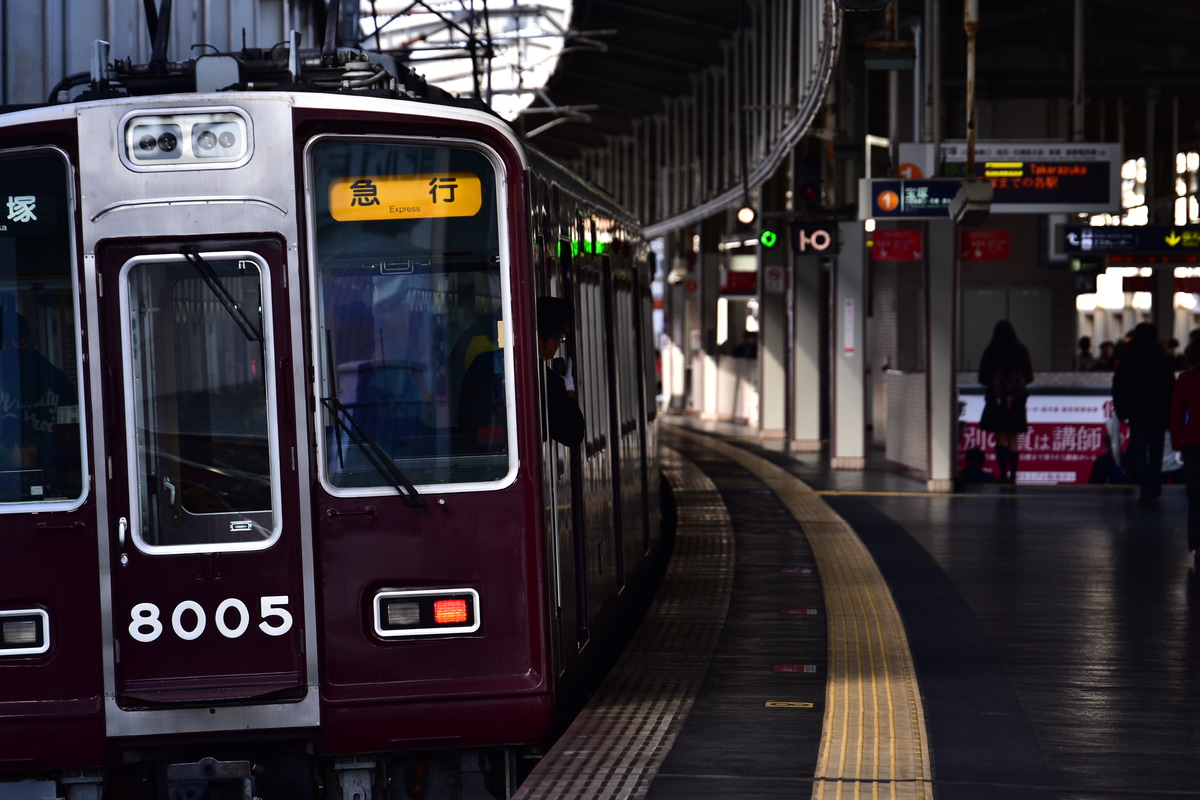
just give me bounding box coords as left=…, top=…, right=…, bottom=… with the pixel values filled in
left=1062, top=224, right=1200, bottom=255
left=959, top=390, right=1118, bottom=485
left=869, top=229, right=923, bottom=260
left=858, top=177, right=958, bottom=219
left=898, top=141, right=1120, bottom=214
left=961, top=229, right=1010, bottom=261
left=792, top=223, right=838, bottom=254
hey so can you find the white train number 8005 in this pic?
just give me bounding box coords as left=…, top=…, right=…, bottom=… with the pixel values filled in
left=128, top=596, right=293, bottom=643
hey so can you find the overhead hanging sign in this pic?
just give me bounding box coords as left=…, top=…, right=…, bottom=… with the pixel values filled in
left=870, top=229, right=923, bottom=261
left=898, top=141, right=1120, bottom=214
left=859, top=177, right=958, bottom=219
left=961, top=229, right=1011, bottom=261
left=1062, top=225, right=1200, bottom=254
left=792, top=223, right=838, bottom=253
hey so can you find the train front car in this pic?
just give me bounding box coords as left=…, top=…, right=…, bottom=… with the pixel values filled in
left=299, top=95, right=555, bottom=782
left=0, top=55, right=586, bottom=800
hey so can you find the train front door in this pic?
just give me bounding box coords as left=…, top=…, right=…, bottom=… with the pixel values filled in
left=96, top=237, right=319, bottom=736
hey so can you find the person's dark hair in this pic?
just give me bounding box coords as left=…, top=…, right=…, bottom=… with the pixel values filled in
left=989, top=319, right=1020, bottom=347
left=1130, top=321, right=1159, bottom=346
left=1185, top=338, right=1200, bottom=369
left=536, top=296, right=574, bottom=341
left=984, top=319, right=1027, bottom=371
left=965, top=447, right=985, bottom=467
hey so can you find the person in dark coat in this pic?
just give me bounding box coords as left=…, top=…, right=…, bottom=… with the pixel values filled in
left=1170, top=339, right=1200, bottom=554
left=1113, top=322, right=1176, bottom=505
left=977, top=320, right=1034, bottom=484
left=537, top=296, right=585, bottom=447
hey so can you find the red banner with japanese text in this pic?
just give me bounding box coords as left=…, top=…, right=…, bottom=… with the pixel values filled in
left=957, top=391, right=1147, bottom=484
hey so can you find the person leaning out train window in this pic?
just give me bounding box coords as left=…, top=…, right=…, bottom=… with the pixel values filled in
left=537, top=296, right=585, bottom=447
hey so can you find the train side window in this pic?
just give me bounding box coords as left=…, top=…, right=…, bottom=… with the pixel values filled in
left=0, top=150, right=85, bottom=508
left=308, top=138, right=513, bottom=492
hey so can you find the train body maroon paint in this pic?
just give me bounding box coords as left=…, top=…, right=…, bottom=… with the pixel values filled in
left=0, top=30, right=661, bottom=800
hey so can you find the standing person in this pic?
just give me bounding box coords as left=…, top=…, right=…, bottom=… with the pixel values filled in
left=536, top=296, right=585, bottom=447
left=1170, top=338, right=1200, bottom=555
left=1112, top=322, right=1176, bottom=505
left=1092, top=340, right=1117, bottom=370
left=978, top=320, right=1034, bottom=484
left=1076, top=336, right=1097, bottom=370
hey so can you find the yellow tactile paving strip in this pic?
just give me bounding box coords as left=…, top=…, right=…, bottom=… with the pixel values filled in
left=513, top=445, right=736, bottom=799
left=672, top=428, right=934, bottom=800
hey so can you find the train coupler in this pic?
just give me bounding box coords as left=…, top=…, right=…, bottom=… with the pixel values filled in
left=166, top=757, right=254, bottom=800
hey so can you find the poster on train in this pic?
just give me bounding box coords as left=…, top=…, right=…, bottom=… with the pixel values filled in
left=956, top=391, right=1174, bottom=485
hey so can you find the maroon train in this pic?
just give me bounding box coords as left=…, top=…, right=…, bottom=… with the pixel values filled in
left=0, top=14, right=662, bottom=800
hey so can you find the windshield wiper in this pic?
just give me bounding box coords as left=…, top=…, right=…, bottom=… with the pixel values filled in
left=182, top=246, right=263, bottom=341
left=322, top=396, right=425, bottom=509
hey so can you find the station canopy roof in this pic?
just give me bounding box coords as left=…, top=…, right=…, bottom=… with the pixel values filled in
left=526, top=0, right=1200, bottom=163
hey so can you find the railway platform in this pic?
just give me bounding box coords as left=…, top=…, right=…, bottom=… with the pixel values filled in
left=514, top=417, right=1200, bottom=800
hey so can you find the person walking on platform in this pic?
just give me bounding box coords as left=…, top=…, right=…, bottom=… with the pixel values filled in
left=1171, top=339, right=1200, bottom=554
left=1114, top=322, right=1176, bottom=505
left=978, top=320, right=1034, bottom=484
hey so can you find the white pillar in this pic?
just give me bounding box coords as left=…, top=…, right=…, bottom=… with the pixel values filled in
left=791, top=252, right=822, bottom=450
left=926, top=218, right=958, bottom=491
left=832, top=222, right=866, bottom=469
left=759, top=240, right=788, bottom=438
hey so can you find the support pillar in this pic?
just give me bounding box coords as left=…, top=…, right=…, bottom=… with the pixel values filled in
left=926, top=218, right=958, bottom=491
left=759, top=236, right=787, bottom=438
left=698, top=225, right=721, bottom=419
left=1153, top=267, right=1174, bottom=341
left=664, top=276, right=687, bottom=414
left=832, top=221, right=866, bottom=469
left=791, top=252, right=822, bottom=451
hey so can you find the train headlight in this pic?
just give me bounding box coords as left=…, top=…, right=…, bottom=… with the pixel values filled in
left=374, top=589, right=479, bottom=638
left=127, top=123, right=183, bottom=161
left=0, top=609, right=49, bottom=655
left=191, top=121, right=242, bottom=159
left=385, top=602, right=421, bottom=627
left=121, top=109, right=251, bottom=171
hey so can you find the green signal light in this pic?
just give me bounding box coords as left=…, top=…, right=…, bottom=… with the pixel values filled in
left=760, top=230, right=778, bottom=248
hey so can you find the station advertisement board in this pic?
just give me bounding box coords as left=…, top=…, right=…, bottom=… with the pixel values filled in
left=869, top=229, right=923, bottom=260
left=898, top=141, right=1120, bottom=214
left=958, top=390, right=1121, bottom=484
left=961, top=229, right=1010, bottom=260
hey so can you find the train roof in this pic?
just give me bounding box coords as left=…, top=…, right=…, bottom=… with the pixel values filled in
left=0, top=26, right=642, bottom=233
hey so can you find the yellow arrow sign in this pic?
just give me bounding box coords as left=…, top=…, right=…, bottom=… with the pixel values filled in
left=1166, top=230, right=1183, bottom=247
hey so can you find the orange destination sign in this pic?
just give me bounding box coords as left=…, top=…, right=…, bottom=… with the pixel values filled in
left=329, top=172, right=483, bottom=221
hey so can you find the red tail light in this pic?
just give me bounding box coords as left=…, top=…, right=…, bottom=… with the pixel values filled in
left=433, top=599, right=469, bottom=625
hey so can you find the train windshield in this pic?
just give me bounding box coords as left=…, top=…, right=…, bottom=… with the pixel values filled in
left=308, top=139, right=512, bottom=491
left=0, top=150, right=84, bottom=506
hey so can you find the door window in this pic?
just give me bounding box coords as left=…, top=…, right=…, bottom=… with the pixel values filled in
left=123, top=252, right=278, bottom=550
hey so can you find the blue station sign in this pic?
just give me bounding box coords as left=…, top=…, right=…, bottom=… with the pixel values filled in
left=1062, top=225, right=1200, bottom=254
left=858, top=178, right=959, bottom=219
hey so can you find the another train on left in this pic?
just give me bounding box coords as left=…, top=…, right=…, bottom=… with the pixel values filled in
left=0, top=4, right=664, bottom=800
